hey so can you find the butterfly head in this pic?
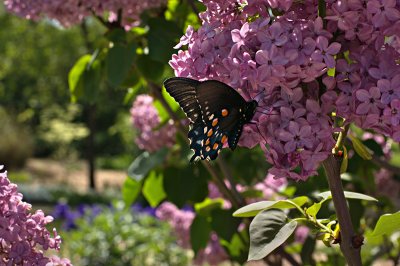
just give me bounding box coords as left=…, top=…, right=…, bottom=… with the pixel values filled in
left=244, top=100, right=258, bottom=123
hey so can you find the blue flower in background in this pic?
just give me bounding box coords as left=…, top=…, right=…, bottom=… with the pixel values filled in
left=53, top=202, right=159, bottom=231
left=131, top=203, right=156, bottom=217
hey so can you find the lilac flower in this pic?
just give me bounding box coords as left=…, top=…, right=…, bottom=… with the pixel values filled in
left=367, top=0, right=400, bottom=27
left=156, top=202, right=228, bottom=265
left=255, top=46, right=288, bottom=77
left=377, top=75, right=400, bottom=104
left=312, top=36, right=341, bottom=68
left=5, top=0, right=167, bottom=28
left=257, top=22, right=288, bottom=49
left=130, top=95, right=176, bottom=152
left=325, top=4, right=359, bottom=31
left=168, top=0, right=400, bottom=180
left=278, top=121, right=314, bottom=153
left=294, top=226, right=310, bottom=243
left=356, top=87, right=384, bottom=115
left=383, top=99, right=400, bottom=125
left=0, top=166, right=71, bottom=265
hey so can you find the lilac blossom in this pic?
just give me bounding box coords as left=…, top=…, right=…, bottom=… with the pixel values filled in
left=0, top=166, right=71, bottom=265
left=130, top=95, right=176, bottom=152
left=156, top=202, right=228, bottom=265
left=4, top=0, right=166, bottom=28
left=169, top=0, right=400, bottom=181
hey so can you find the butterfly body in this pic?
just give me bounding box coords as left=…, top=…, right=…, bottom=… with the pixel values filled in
left=164, top=77, right=257, bottom=162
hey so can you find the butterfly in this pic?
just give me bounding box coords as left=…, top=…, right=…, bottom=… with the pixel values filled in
left=164, top=77, right=258, bottom=162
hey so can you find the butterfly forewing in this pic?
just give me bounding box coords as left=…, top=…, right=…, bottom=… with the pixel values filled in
left=164, top=77, right=201, bottom=123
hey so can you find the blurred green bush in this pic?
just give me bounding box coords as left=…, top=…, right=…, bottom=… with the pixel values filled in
left=0, top=107, right=33, bottom=168
left=37, top=104, right=89, bottom=159
left=61, top=202, right=192, bottom=266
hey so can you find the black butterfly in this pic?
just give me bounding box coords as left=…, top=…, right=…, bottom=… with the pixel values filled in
left=164, top=77, right=258, bottom=162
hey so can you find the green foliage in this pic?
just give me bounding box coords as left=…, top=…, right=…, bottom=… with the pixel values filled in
left=210, top=208, right=241, bottom=242
left=147, top=17, right=182, bottom=64
left=105, top=42, right=137, bottom=87
left=68, top=52, right=102, bottom=104
left=142, top=171, right=167, bottom=207
left=127, top=148, right=169, bottom=181
left=122, top=178, right=141, bottom=206
left=163, top=165, right=209, bottom=208
left=190, top=216, right=211, bottom=254
left=233, top=196, right=309, bottom=217
left=236, top=190, right=383, bottom=261
left=0, top=107, right=33, bottom=169
left=316, top=191, right=378, bottom=202
left=248, top=209, right=297, bottom=260
left=37, top=104, right=89, bottom=159
left=348, top=134, right=373, bottom=160
left=61, top=202, right=192, bottom=266
left=369, top=212, right=400, bottom=241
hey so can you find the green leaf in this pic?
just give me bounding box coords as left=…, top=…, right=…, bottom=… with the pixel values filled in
left=163, top=166, right=208, bottom=207
left=194, top=197, right=224, bottom=216
left=369, top=212, right=400, bottom=240
left=349, top=135, right=373, bottom=160
left=142, top=171, right=166, bottom=207
left=147, top=18, right=182, bottom=63
left=248, top=209, right=297, bottom=261
left=316, top=191, right=378, bottom=202
left=300, top=236, right=316, bottom=266
left=68, top=52, right=102, bottom=104
left=68, top=54, right=91, bottom=102
left=220, top=232, right=249, bottom=264
left=340, top=146, right=348, bottom=174
left=105, top=42, right=136, bottom=87
left=153, top=86, right=180, bottom=124
left=136, top=54, right=165, bottom=81
left=306, top=202, right=322, bottom=218
left=106, top=28, right=126, bottom=43
left=190, top=216, right=211, bottom=254
left=127, top=148, right=168, bottom=181
left=211, top=209, right=241, bottom=242
left=122, top=177, right=141, bottom=206
left=233, top=196, right=309, bottom=218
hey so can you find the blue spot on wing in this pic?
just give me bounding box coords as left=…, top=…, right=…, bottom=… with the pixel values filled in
left=188, top=119, right=225, bottom=162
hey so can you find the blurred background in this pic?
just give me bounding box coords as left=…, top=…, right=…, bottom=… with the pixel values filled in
left=0, top=1, right=399, bottom=265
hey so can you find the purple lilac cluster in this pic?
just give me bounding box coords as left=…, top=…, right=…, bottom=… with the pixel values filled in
left=170, top=0, right=400, bottom=180
left=156, top=202, right=228, bottom=265
left=4, top=0, right=166, bottom=28
left=130, top=95, right=176, bottom=152
left=0, top=166, right=71, bottom=266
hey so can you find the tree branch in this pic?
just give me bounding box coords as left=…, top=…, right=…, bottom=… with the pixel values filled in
left=322, top=155, right=362, bottom=266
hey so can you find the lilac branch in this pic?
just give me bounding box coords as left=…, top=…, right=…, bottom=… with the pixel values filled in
left=322, top=156, right=362, bottom=266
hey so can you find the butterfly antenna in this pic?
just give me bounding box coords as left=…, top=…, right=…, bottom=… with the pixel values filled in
left=247, top=121, right=268, bottom=145
left=251, top=88, right=266, bottom=102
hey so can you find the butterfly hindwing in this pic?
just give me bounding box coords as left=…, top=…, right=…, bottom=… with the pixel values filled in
left=188, top=115, right=230, bottom=162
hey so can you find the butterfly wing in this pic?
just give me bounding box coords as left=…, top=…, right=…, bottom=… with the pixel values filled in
left=163, top=77, right=202, bottom=123
left=164, top=77, right=256, bottom=161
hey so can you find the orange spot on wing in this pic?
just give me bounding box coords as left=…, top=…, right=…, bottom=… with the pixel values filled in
left=207, top=129, right=213, bottom=137
left=205, top=146, right=211, bottom=152
left=213, top=143, right=219, bottom=150
left=205, top=138, right=210, bottom=145
left=221, top=109, right=229, bottom=117
left=221, top=135, right=228, bottom=144
left=212, top=118, right=218, bottom=127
